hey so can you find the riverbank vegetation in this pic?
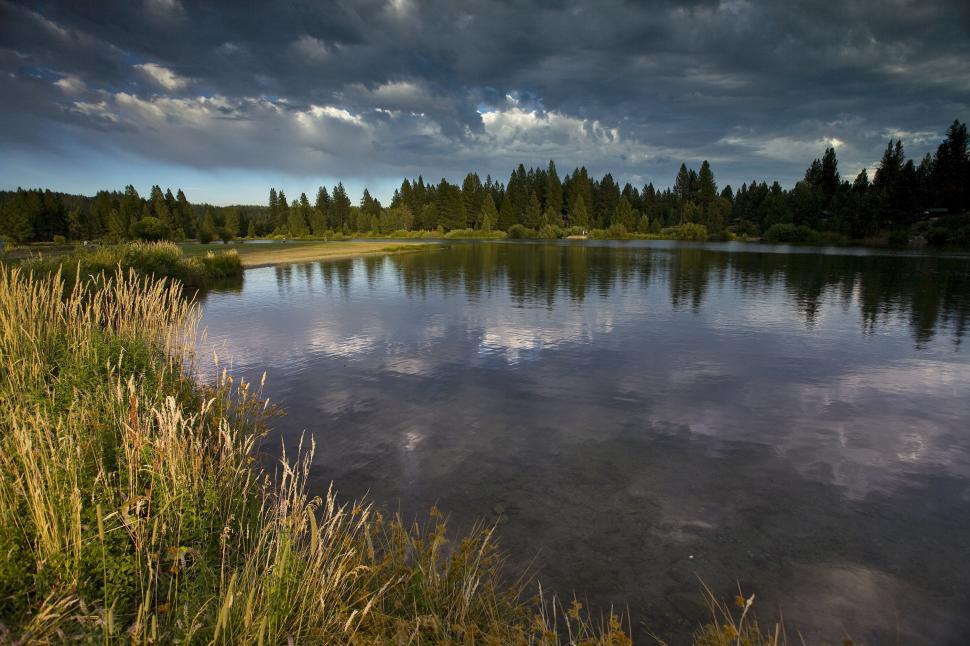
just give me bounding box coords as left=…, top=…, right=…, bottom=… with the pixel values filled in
left=0, top=266, right=623, bottom=643
left=14, top=241, right=242, bottom=289
left=184, top=240, right=439, bottom=268
left=0, top=261, right=793, bottom=644
left=3, top=119, right=966, bottom=250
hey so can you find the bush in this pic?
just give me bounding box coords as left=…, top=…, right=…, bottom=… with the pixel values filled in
left=950, top=225, right=970, bottom=247
left=734, top=220, right=760, bottom=237
left=52, top=234, right=67, bottom=245
left=927, top=227, right=950, bottom=247
left=131, top=217, right=171, bottom=241
left=537, top=224, right=564, bottom=239
left=888, top=229, right=910, bottom=247
left=817, top=230, right=849, bottom=245
left=606, top=223, right=630, bottom=239
left=21, top=241, right=242, bottom=289
left=658, top=223, right=709, bottom=241
left=762, top=223, right=820, bottom=244
left=198, top=227, right=214, bottom=244
left=507, top=224, right=537, bottom=239
left=443, top=228, right=507, bottom=239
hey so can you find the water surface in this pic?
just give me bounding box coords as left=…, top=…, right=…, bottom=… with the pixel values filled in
left=199, top=241, right=970, bottom=643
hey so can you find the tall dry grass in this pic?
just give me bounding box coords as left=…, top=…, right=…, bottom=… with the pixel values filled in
left=15, top=241, right=242, bottom=290
left=0, top=266, right=637, bottom=644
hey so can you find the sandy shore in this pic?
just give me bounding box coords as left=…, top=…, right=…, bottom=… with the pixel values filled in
left=185, top=240, right=439, bottom=268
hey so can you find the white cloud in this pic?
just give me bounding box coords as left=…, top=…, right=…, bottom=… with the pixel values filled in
left=476, top=105, right=649, bottom=162
left=882, top=128, right=939, bottom=146
left=722, top=134, right=847, bottom=162
left=54, top=75, right=86, bottom=94
left=303, top=104, right=364, bottom=126
left=135, top=62, right=190, bottom=91
left=358, top=80, right=428, bottom=108
left=70, top=100, right=118, bottom=123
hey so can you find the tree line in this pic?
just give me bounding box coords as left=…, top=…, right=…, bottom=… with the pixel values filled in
left=2, top=118, right=967, bottom=246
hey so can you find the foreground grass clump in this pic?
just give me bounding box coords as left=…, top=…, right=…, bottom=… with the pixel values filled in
left=0, top=266, right=638, bottom=644
left=18, top=241, right=242, bottom=289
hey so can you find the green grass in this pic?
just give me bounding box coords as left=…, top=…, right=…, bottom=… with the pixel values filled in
left=0, top=263, right=795, bottom=645
left=443, top=228, right=508, bottom=240
left=0, top=266, right=641, bottom=644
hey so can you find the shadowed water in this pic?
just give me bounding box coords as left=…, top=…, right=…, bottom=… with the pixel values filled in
left=198, top=241, right=970, bottom=644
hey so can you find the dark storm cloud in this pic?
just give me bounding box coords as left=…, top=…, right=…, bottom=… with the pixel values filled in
left=1, top=0, right=968, bottom=190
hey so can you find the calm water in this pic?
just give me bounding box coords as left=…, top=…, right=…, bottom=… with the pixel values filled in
left=198, top=241, right=970, bottom=644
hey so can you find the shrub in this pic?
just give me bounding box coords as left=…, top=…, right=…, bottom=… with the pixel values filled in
left=888, top=229, right=910, bottom=246
left=817, top=230, right=849, bottom=245
left=20, top=241, right=242, bottom=289
left=507, top=224, right=537, bottom=239
left=927, top=227, right=950, bottom=247
left=130, top=217, right=171, bottom=241
left=659, top=223, right=709, bottom=241
left=606, top=223, right=630, bottom=239
left=537, top=224, right=564, bottom=239
left=52, top=234, right=67, bottom=245
left=443, top=228, right=507, bottom=239
left=762, top=223, right=820, bottom=244
left=734, top=220, right=760, bottom=237
left=950, top=225, right=970, bottom=247
left=198, top=227, right=214, bottom=244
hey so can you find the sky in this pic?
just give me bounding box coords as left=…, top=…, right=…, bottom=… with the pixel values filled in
left=1, top=0, right=968, bottom=206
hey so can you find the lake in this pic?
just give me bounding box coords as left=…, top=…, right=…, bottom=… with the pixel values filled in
left=198, top=241, right=970, bottom=644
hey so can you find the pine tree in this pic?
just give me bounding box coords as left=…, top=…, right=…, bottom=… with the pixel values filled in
left=331, top=183, right=351, bottom=230
left=276, top=190, right=289, bottom=231
left=674, top=164, right=692, bottom=203
left=613, top=197, right=635, bottom=230
left=570, top=194, right=589, bottom=229
left=224, top=207, right=240, bottom=239
left=524, top=191, right=541, bottom=229
left=269, top=188, right=279, bottom=227
left=461, top=172, right=483, bottom=228
left=545, top=160, right=563, bottom=217
left=595, top=174, right=619, bottom=227
left=435, top=180, right=466, bottom=231
left=498, top=194, right=516, bottom=231
left=199, top=208, right=217, bottom=244
left=176, top=189, right=194, bottom=237
left=932, top=119, right=969, bottom=212
left=287, top=193, right=310, bottom=236
left=479, top=193, right=497, bottom=231
left=697, top=161, right=717, bottom=206
left=0, top=190, right=34, bottom=243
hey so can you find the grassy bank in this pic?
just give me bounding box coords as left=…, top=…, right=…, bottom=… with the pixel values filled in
left=0, top=264, right=784, bottom=645
left=0, top=266, right=633, bottom=643
left=13, top=241, right=242, bottom=289
left=181, top=240, right=438, bottom=268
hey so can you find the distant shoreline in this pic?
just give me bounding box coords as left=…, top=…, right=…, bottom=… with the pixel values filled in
left=180, top=240, right=439, bottom=269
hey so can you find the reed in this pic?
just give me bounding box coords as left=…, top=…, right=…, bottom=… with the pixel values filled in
left=14, top=241, right=243, bottom=289
left=0, top=266, right=635, bottom=644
